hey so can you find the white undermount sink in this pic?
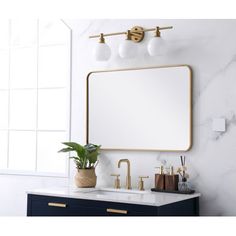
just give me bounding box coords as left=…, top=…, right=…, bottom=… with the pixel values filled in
left=101, top=187, right=149, bottom=194
left=85, top=188, right=150, bottom=196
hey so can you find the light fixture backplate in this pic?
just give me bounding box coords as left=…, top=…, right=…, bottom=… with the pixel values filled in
left=130, top=26, right=145, bottom=43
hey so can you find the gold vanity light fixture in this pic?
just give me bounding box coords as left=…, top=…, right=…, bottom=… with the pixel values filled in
left=89, top=25, right=173, bottom=60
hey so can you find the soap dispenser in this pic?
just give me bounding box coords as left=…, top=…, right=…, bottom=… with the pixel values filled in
left=165, top=166, right=179, bottom=191
left=155, top=166, right=165, bottom=190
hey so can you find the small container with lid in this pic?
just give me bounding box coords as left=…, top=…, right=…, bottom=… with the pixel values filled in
left=165, top=166, right=179, bottom=191
left=155, top=166, right=165, bottom=190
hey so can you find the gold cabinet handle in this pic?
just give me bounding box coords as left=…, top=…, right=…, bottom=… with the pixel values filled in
left=48, top=202, right=67, bottom=208
left=106, top=208, right=128, bottom=214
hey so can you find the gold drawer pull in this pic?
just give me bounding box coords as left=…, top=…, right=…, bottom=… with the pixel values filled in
left=48, top=202, right=67, bottom=208
left=106, top=208, right=128, bottom=214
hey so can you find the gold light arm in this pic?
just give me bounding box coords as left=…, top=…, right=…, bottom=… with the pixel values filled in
left=89, top=31, right=127, bottom=38
left=144, top=26, right=173, bottom=32
left=89, top=25, right=173, bottom=43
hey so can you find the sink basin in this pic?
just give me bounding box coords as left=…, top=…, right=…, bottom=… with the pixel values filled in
left=86, top=190, right=137, bottom=197
left=100, top=187, right=150, bottom=194
left=84, top=188, right=150, bottom=197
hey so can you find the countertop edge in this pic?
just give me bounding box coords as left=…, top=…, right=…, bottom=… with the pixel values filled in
left=26, top=188, right=201, bottom=207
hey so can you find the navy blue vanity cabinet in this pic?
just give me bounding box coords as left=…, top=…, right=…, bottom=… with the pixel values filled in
left=27, top=194, right=199, bottom=216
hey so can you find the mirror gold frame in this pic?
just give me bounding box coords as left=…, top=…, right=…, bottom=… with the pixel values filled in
left=86, top=65, right=192, bottom=152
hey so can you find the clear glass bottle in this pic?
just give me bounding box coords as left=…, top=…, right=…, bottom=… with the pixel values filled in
left=178, top=177, right=191, bottom=192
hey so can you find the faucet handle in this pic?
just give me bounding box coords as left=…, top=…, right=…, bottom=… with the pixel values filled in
left=139, top=176, right=149, bottom=180
left=111, top=174, right=120, bottom=189
left=138, top=176, right=149, bottom=191
left=111, top=174, right=120, bottom=177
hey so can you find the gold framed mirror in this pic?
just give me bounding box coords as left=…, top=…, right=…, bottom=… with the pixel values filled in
left=86, top=65, right=192, bottom=151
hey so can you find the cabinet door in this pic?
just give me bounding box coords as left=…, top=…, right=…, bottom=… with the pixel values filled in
left=157, top=198, right=199, bottom=216
left=28, top=195, right=76, bottom=216
left=27, top=194, right=158, bottom=216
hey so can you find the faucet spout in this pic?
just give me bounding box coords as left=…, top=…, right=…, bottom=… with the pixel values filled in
left=118, top=159, right=131, bottom=189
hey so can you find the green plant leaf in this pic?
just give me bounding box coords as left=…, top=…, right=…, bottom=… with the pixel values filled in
left=62, top=142, right=81, bottom=150
left=58, top=147, right=73, bottom=153
left=84, top=144, right=101, bottom=152
left=69, top=156, right=80, bottom=161
left=59, top=142, right=101, bottom=169
left=61, top=142, right=86, bottom=158
left=87, top=151, right=98, bottom=164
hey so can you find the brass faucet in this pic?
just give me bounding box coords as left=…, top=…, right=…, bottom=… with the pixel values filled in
left=118, top=159, right=132, bottom=189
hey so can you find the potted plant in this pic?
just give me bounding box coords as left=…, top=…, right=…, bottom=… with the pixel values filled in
left=59, top=142, right=101, bottom=188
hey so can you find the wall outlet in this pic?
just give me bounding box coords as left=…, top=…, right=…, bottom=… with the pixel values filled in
left=212, top=118, right=226, bottom=132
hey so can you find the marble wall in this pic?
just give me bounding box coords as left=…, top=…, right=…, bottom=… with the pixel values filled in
left=67, top=19, right=236, bottom=216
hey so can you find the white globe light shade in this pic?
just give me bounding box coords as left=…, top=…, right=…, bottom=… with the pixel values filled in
left=118, top=40, right=138, bottom=58
left=93, top=42, right=111, bottom=61
left=147, top=37, right=166, bottom=56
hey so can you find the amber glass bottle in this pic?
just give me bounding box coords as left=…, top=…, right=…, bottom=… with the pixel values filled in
left=165, top=166, right=179, bottom=191
left=155, top=166, right=165, bottom=190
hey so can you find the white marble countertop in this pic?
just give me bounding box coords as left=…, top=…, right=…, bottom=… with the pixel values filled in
left=27, top=186, right=201, bottom=207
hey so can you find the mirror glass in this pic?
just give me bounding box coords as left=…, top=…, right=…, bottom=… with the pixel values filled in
left=87, top=65, right=192, bottom=151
